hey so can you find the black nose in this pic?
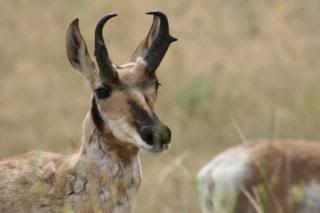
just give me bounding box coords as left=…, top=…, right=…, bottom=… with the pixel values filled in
left=139, top=126, right=171, bottom=146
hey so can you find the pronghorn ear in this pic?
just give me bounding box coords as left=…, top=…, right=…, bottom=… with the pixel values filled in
left=130, top=33, right=150, bottom=63
left=66, top=18, right=98, bottom=89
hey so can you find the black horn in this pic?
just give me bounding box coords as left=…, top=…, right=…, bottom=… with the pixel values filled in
left=94, top=14, right=119, bottom=84
left=144, top=11, right=177, bottom=73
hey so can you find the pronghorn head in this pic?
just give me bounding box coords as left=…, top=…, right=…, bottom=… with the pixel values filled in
left=66, top=12, right=177, bottom=153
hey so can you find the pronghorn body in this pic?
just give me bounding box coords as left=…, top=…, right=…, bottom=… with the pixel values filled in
left=198, top=140, right=320, bottom=213
left=0, top=11, right=176, bottom=213
left=0, top=114, right=142, bottom=213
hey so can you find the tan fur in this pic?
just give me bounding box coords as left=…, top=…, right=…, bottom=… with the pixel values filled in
left=0, top=62, right=158, bottom=213
left=0, top=13, right=175, bottom=212
left=0, top=112, right=142, bottom=213
left=97, top=62, right=157, bottom=123
left=198, top=140, right=320, bottom=213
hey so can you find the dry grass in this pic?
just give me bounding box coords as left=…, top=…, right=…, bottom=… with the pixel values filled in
left=1, top=0, right=320, bottom=212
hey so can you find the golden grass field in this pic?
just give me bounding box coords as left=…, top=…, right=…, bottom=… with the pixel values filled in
left=1, top=0, right=320, bottom=212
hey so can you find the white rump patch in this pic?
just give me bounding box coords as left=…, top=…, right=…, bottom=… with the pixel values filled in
left=198, top=145, right=251, bottom=213
left=297, top=181, right=320, bottom=213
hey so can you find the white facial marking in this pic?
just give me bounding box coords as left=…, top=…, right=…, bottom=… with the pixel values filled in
left=198, top=145, right=251, bottom=213
left=100, top=112, right=154, bottom=151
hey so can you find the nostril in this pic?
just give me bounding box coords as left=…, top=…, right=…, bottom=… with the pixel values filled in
left=140, top=127, right=154, bottom=145
left=145, top=133, right=153, bottom=144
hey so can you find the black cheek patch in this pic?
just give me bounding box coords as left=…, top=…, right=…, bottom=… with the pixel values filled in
left=91, top=97, right=105, bottom=131
left=127, top=99, right=155, bottom=130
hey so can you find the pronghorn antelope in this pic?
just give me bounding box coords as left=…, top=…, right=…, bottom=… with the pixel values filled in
left=0, top=11, right=176, bottom=213
left=198, top=140, right=320, bottom=213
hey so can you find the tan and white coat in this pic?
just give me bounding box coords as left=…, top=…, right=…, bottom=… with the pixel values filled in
left=198, top=140, right=320, bottom=213
left=0, top=11, right=176, bottom=213
left=0, top=112, right=141, bottom=213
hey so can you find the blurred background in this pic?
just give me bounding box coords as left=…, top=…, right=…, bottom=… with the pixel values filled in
left=1, top=0, right=320, bottom=212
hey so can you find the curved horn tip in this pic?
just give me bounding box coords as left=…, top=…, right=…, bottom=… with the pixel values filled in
left=146, top=11, right=167, bottom=17
left=96, top=13, right=118, bottom=28
left=95, top=13, right=118, bottom=48
left=146, top=11, right=177, bottom=43
left=106, top=13, right=118, bottom=18
left=101, top=13, right=118, bottom=20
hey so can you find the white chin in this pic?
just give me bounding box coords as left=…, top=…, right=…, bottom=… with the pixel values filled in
left=140, top=143, right=171, bottom=153
left=104, top=116, right=170, bottom=152
left=132, top=132, right=171, bottom=152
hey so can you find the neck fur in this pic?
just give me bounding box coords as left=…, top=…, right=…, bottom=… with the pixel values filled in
left=60, top=112, right=142, bottom=212
left=80, top=112, right=139, bottom=162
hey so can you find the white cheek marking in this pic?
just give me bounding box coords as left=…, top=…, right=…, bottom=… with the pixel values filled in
left=100, top=113, right=154, bottom=151
left=107, top=117, right=134, bottom=142
left=198, top=146, right=251, bottom=213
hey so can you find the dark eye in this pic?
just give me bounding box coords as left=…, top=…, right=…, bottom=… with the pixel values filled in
left=95, top=86, right=112, bottom=99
